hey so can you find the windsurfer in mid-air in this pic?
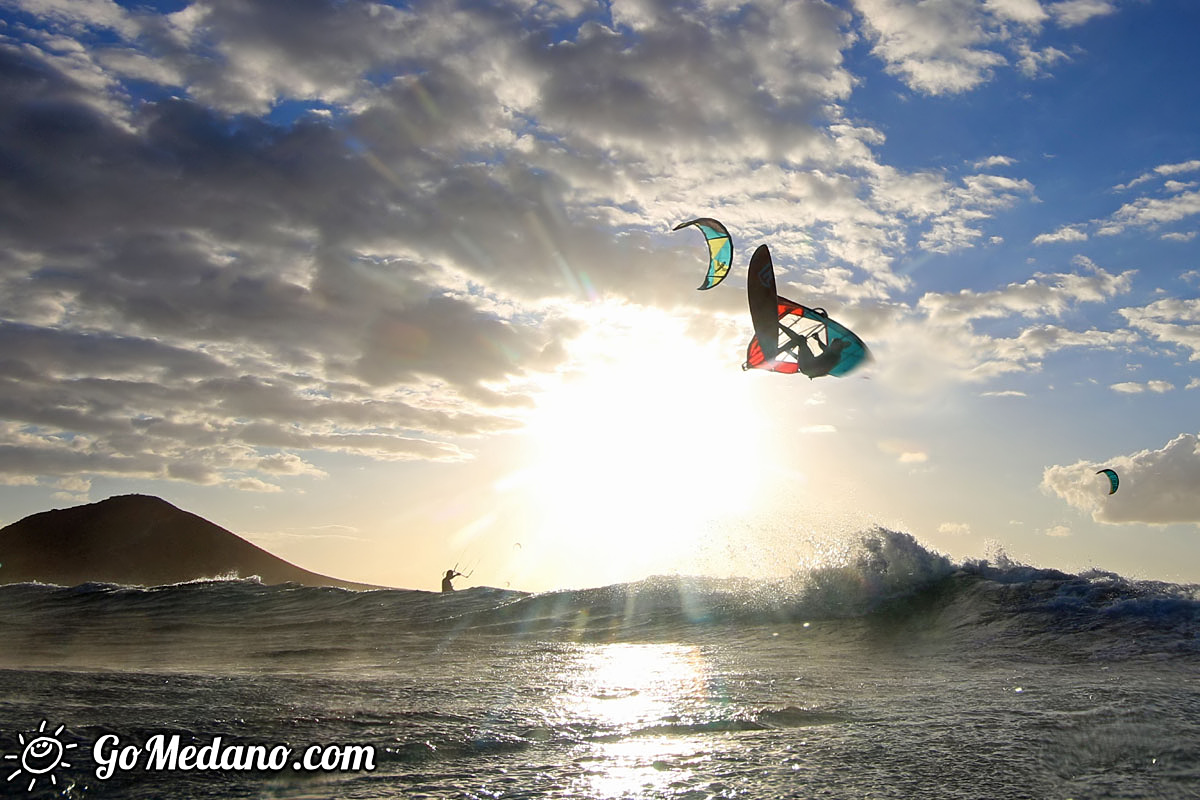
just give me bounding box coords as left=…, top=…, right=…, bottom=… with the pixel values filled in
left=780, top=321, right=847, bottom=379
left=441, top=569, right=463, bottom=593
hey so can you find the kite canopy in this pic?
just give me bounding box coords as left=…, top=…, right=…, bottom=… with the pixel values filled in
left=1096, top=468, right=1119, bottom=495
left=674, top=217, right=733, bottom=290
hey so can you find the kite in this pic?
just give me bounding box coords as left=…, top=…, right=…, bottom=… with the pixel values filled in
left=674, top=217, right=733, bottom=290
left=1096, top=468, right=1119, bottom=495
left=742, top=244, right=870, bottom=378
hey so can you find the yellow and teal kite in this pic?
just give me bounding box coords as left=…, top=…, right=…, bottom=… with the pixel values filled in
left=674, top=217, right=733, bottom=290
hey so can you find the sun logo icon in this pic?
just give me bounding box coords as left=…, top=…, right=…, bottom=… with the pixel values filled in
left=4, top=720, right=77, bottom=792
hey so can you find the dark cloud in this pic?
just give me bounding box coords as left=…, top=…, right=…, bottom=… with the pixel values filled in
left=0, top=0, right=1123, bottom=496
left=0, top=14, right=586, bottom=490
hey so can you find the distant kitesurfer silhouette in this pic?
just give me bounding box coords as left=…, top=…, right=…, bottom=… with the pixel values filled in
left=442, top=569, right=462, bottom=593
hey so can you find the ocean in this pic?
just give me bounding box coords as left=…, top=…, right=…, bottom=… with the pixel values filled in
left=1, top=529, right=1198, bottom=799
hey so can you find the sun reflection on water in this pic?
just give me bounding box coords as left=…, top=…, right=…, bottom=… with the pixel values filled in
left=553, top=642, right=719, bottom=798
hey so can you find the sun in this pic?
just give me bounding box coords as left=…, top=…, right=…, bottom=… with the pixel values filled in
left=518, top=303, right=768, bottom=583
left=4, top=721, right=77, bottom=793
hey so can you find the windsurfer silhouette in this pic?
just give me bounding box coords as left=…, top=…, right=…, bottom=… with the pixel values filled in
left=781, top=323, right=847, bottom=379
left=441, top=569, right=462, bottom=593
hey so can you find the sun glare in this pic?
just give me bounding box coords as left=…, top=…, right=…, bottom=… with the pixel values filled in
left=553, top=643, right=715, bottom=797
left=521, top=304, right=766, bottom=583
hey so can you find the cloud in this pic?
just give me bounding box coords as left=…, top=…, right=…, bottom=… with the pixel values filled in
left=0, top=0, right=1145, bottom=492
left=974, top=155, right=1017, bottom=169
left=1039, top=160, right=1200, bottom=241
left=1042, top=433, right=1200, bottom=525
left=938, top=521, right=971, bottom=535
left=0, top=0, right=844, bottom=490
left=1118, top=298, right=1200, bottom=361
left=1097, top=189, right=1200, bottom=237
left=854, top=0, right=1008, bottom=95
left=1109, top=380, right=1174, bottom=394
left=1048, top=0, right=1118, bottom=27
left=917, top=257, right=1133, bottom=323
left=1033, top=225, right=1088, bottom=245
left=1114, top=160, right=1200, bottom=192
left=858, top=256, right=1136, bottom=395
left=852, top=0, right=1106, bottom=96
left=878, top=439, right=928, bottom=464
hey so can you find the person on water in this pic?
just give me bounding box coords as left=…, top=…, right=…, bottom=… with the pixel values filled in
left=781, top=325, right=847, bottom=379
left=441, top=569, right=463, bottom=593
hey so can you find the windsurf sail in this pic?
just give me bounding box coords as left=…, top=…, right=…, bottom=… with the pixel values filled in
left=743, top=298, right=870, bottom=376
left=743, top=243, right=869, bottom=377
left=746, top=244, right=780, bottom=360
left=1096, top=468, right=1119, bottom=495
left=674, top=217, right=733, bottom=290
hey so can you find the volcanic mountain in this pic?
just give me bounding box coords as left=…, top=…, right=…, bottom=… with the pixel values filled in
left=0, top=494, right=380, bottom=589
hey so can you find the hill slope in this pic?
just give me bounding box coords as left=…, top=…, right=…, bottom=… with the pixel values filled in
left=0, top=494, right=380, bottom=589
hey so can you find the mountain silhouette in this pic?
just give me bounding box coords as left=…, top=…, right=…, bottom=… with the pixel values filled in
left=0, top=494, right=381, bottom=589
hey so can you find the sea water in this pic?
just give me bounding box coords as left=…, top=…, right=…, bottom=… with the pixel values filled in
left=1, top=529, right=1198, bottom=799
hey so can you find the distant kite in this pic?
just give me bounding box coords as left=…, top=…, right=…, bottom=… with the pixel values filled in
left=674, top=217, right=733, bottom=290
left=1096, top=468, right=1119, bottom=495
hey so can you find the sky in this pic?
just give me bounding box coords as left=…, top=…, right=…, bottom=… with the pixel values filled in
left=0, top=0, right=1198, bottom=593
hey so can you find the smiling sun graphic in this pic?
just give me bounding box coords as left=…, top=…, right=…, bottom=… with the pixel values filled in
left=4, top=721, right=77, bottom=792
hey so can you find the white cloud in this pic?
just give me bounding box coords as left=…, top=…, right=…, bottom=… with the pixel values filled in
left=853, top=0, right=1105, bottom=96
left=938, top=521, right=971, bottom=535
left=7, top=0, right=140, bottom=38
left=1044, top=524, right=1072, bottom=537
left=0, top=0, right=1152, bottom=494
left=1042, top=433, right=1200, bottom=524
left=1038, top=160, right=1200, bottom=242
left=1119, top=298, right=1200, bottom=361
left=853, top=0, right=1008, bottom=95
left=1109, top=381, right=1175, bottom=394
left=1033, top=224, right=1088, bottom=244
left=1098, top=189, right=1200, bottom=236
left=974, top=155, right=1017, bottom=169
left=986, top=0, right=1049, bottom=25
left=1015, top=41, right=1069, bottom=77
left=1109, top=380, right=1172, bottom=394
left=1114, top=160, right=1200, bottom=192
left=918, top=257, right=1133, bottom=323
left=861, top=257, right=1136, bottom=395
left=1048, top=0, right=1118, bottom=27
left=878, top=439, right=929, bottom=463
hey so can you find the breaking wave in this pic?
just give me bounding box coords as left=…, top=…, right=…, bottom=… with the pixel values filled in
left=3, top=529, right=1198, bottom=666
